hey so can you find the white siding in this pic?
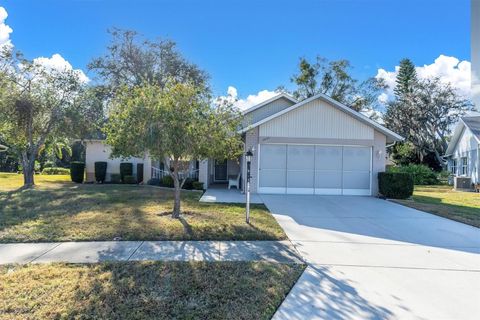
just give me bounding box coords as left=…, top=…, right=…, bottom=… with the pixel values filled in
left=259, top=99, right=374, bottom=140
left=85, top=141, right=149, bottom=182
left=450, top=128, right=479, bottom=183
left=243, top=97, right=296, bottom=126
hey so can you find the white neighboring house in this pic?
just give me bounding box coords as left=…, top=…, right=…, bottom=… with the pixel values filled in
left=445, top=115, right=480, bottom=184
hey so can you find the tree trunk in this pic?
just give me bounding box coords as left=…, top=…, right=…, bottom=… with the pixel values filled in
left=172, top=174, right=181, bottom=219
left=22, top=154, right=35, bottom=188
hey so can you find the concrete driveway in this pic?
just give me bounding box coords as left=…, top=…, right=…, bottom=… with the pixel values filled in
left=261, top=195, right=480, bottom=320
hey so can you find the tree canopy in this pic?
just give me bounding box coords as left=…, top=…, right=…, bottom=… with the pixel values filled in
left=89, top=28, right=208, bottom=91
left=290, top=56, right=386, bottom=117
left=0, top=47, right=86, bottom=186
left=105, top=81, right=242, bottom=217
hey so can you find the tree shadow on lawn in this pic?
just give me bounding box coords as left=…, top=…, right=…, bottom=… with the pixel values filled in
left=0, top=184, right=175, bottom=242
left=0, top=184, right=283, bottom=242
left=61, top=261, right=303, bottom=320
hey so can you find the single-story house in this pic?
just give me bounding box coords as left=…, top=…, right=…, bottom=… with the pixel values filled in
left=83, top=92, right=403, bottom=195
left=445, top=115, right=480, bottom=185
left=199, top=92, right=403, bottom=196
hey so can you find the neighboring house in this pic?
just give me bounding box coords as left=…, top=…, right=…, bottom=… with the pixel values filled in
left=83, top=92, right=403, bottom=195
left=199, top=92, right=403, bottom=196
left=445, top=115, right=480, bottom=184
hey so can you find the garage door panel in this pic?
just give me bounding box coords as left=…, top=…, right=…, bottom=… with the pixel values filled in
left=287, top=170, right=314, bottom=188
left=259, top=169, right=286, bottom=188
left=287, top=145, right=314, bottom=169
left=315, top=146, right=342, bottom=170
left=343, top=147, right=370, bottom=171
left=315, top=171, right=342, bottom=188
left=260, top=145, right=286, bottom=169
left=343, top=171, right=370, bottom=189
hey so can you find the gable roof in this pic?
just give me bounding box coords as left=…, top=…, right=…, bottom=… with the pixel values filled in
left=241, top=93, right=298, bottom=115
left=239, top=92, right=404, bottom=142
left=445, top=115, right=480, bottom=156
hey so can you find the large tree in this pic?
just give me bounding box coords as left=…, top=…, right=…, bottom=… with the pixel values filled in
left=105, top=81, right=242, bottom=218
left=0, top=48, right=84, bottom=187
left=89, top=28, right=208, bottom=91
left=394, top=58, right=418, bottom=97
left=384, top=77, right=471, bottom=165
left=290, top=56, right=386, bottom=116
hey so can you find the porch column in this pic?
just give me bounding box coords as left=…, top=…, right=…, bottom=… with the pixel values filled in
left=199, top=159, right=209, bottom=189
left=143, top=152, right=152, bottom=183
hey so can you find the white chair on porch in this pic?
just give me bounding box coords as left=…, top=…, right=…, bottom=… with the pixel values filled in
left=228, top=173, right=241, bottom=189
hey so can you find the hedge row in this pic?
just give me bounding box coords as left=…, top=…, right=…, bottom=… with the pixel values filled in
left=42, top=167, right=70, bottom=175
left=378, top=172, right=414, bottom=199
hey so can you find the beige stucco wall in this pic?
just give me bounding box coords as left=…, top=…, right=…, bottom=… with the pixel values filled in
left=85, top=141, right=151, bottom=183
left=259, top=98, right=374, bottom=140
left=372, top=130, right=387, bottom=196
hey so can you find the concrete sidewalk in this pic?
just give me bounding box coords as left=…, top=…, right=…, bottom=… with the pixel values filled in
left=0, top=240, right=303, bottom=264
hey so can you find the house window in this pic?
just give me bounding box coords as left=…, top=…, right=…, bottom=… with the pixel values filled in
left=451, top=159, right=457, bottom=174
left=461, top=157, right=468, bottom=175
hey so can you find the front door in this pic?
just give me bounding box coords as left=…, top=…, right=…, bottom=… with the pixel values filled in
left=214, top=160, right=228, bottom=181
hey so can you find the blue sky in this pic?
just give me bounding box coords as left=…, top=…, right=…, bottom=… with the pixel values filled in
left=0, top=0, right=471, bottom=105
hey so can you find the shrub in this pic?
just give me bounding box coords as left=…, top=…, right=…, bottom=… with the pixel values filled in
left=110, top=173, right=121, bottom=183
left=192, top=181, right=204, bottom=190
left=42, top=167, right=70, bottom=175
left=123, top=175, right=137, bottom=184
left=94, top=162, right=107, bottom=183
left=182, top=178, right=194, bottom=190
left=378, top=172, right=414, bottom=199
left=388, top=164, right=438, bottom=185
left=147, top=178, right=161, bottom=186
left=120, top=163, right=133, bottom=182
left=43, top=161, right=55, bottom=168
left=70, top=162, right=85, bottom=183
left=161, top=175, right=174, bottom=188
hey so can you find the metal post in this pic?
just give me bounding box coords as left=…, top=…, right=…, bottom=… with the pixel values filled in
left=246, top=159, right=251, bottom=224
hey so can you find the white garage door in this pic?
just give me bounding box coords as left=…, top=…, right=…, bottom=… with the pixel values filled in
left=258, top=144, right=371, bottom=195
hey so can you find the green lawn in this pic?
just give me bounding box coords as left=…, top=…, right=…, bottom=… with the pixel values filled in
left=0, top=173, right=286, bottom=242
left=0, top=261, right=304, bottom=320
left=394, top=185, right=480, bottom=228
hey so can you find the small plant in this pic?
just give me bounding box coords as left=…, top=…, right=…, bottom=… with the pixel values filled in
left=123, top=175, right=137, bottom=184
left=42, top=167, right=70, bottom=175
left=182, top=178, right=195, bottom=190
left=161, top=175, right=174, bottom=188
left=120, top=163, right=133, bottom=182
left=94, top=162, right=107, bottom=183
left=378, top=172, right=414, bottom=199
left=147, top=178, right=161, bottom=186
left=192, top=181, right=204, bottom=190
left=70, top=162, right=85, bottom=183
left=110, top=173, right=121, bottom=183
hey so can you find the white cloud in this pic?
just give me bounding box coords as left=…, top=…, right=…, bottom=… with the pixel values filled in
left=376, top=55, right=471, bottom=102
left=0, top=7, right=13, bottom=47
left=221, top=86, right=278, bottom=110
left=1, top=6, right=88, bottom=82
left=34, top=53, right=89, bottom=83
